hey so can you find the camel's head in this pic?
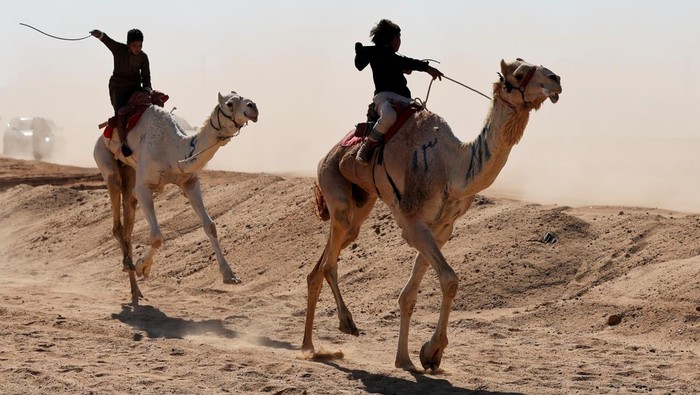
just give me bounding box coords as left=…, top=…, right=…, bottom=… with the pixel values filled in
left=497, top=58, right=562, bottom=110
left=217, top=91, right=259, bottom=127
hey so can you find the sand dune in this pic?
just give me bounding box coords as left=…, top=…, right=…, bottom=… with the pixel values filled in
left=0, top=157, right=698, bottom=394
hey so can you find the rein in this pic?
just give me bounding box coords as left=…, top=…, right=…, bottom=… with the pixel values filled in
left=422, top=74, right=492, bottom=108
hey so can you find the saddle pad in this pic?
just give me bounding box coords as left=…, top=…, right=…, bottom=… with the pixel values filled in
left=102, top=111, right=146, bottom=139
left=340, top=103, right=422, bottom=146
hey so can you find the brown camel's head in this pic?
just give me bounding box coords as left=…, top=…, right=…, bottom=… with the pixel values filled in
left=218, top=91, right=259, bottom=126
left=498, top=58, right=562, bottom=110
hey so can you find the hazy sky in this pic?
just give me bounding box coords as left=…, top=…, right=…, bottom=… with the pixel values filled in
left=1, top=1, right=699, bottom=211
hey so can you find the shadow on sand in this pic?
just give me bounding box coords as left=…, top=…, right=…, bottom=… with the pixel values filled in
left=321, top=361, right=524, bottom=395
left=111, top=304, right=295, bottom=350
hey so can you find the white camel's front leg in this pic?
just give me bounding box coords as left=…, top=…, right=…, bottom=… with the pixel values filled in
left=181, top=177, right=241, bottom=284
left=133, top=184, right=164, bottom=278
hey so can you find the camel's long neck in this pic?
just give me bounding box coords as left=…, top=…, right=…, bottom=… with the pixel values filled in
left=178, top=108, right=238, bottom=174
left=457, top=92, right=530, bottom=195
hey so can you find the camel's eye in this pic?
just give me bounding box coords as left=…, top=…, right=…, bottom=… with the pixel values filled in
left=514, top=73, right=524, bottom=81
left=246, top=102, right=254, bottom=108
left=227, top=102, right=233, bottom=108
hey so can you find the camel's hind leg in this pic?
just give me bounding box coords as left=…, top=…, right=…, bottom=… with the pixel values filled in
left=302, top=179, right=376, bottom=354
left=119, top=163, right=143, bottom=302
left=93, top=139, right=143, bottom=304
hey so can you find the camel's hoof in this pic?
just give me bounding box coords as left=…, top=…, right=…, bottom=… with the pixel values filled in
left=338, top=318, right=359, bottom=336
left=300, top=345, right=315, bottom=356
left=131, top=290, right=144, bottom=306
left=135, top=258, right=150, bottom=278
left=419, top=342, right=443, bottom=371
left=223, top=274, right=242, bottom=284
left=395, top=359, right=420, bottom=372
left=122, top=256, right=135, bottom=272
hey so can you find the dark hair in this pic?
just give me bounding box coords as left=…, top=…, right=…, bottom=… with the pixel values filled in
left=370, top=19, right=400, bottom=46
left=127, top=29, right=144, bottom=44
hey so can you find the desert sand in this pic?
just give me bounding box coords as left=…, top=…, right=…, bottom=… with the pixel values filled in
left=0, top=156, right=698, bottom=394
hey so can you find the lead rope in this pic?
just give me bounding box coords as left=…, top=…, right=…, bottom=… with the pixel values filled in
left=417, top=57, right=492, bottom=107
left=422, top=75, right=492, bottom=108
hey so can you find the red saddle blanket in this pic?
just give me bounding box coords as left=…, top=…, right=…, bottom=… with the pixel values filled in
left=101, top=90, right=169, bottom=138
left=340, top=101, right=422, bottom=147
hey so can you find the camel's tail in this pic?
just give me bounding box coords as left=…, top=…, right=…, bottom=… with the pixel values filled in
left=313, top=182, right=330, bottom=221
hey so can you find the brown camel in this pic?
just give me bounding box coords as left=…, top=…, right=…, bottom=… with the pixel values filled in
left=302, top=59, right=562, bottom=371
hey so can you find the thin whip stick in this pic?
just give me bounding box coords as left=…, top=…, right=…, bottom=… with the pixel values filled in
left=19, top=23, right=91, bottom=41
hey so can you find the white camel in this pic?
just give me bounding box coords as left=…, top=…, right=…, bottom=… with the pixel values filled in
left=93, top=91, right=259, bottom=304
left=303, top=59, right=562, bottom=371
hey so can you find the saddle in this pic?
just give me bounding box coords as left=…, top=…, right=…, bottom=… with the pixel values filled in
left=100, top=90, right=169, bottom=138
left=340, top=101, right=423, bottom=147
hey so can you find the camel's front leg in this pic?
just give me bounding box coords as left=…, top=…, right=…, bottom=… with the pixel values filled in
left=181, top=178, right=240, bottom=284
left=133, top=183, right=164, bottom=279
left=401, top=220, right=458, bottom=372
left=395, top=253, right=430, bottom=371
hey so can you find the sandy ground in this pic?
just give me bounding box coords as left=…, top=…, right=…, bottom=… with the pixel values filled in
left=0, top=156, right=698, bottom=394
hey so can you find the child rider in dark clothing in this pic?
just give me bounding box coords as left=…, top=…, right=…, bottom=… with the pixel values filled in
left=354, top=19, right=443, bottom=164
left=90, top=28, right=151, bottom=157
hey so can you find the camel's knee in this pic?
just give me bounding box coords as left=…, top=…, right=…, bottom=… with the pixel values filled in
left=106, top=173, right=122, bottom=191
left=306, top=274, right=324, bottom=298
left=347, top=226, right=361, bottom=241
left=440, top=271, right=459, bottom=299
left=149, top=231, right=164, bottom=249
left=332, top=213, right=352, bottom=231
left=398, top=294, right=417, bottom=315
left=306, top=264, right=326, bottom=290
left=112, top=222, right=125, bottom=240
left=203, top=220, right=218, bottom=238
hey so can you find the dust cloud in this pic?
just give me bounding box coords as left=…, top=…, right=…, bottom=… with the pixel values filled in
left=1, top=2, right=698, bottom=214
left=2, top=66, right=699, bottom=214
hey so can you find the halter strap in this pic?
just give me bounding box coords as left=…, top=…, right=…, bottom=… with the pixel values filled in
left=209, top=102, right=246, bottom=139
left=498, top=65, right=539, bottom=108
left=518, top=65, right=538, bottom=93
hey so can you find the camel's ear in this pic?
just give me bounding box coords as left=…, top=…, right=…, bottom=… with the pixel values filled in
left=218, top=92, right=225, bottom=106
left=500, top=59, right=509, bottom=77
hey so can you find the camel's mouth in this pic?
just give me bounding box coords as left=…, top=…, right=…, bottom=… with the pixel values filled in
left=245, top=112, right=259, bottom=123
left=543, top=88, right=560, bottom=104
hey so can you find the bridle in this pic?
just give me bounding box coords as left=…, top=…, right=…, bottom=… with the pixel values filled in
left=498, top=65, right=538, bottom=109
left=209, top=99, right=247, bottom=140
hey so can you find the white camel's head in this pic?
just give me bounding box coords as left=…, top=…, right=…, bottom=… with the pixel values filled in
left=498, top=58, right=562, bottom=110
left=217, top=91, right=259, bottom=126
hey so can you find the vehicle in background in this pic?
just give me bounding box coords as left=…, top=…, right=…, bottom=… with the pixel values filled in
left=2, top=117, right=57, bottom=160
